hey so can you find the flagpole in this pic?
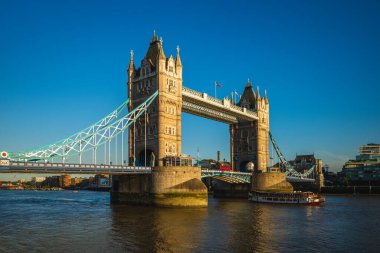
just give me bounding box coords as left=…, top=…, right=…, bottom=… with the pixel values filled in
left=214, top=81, right=216, bottom=98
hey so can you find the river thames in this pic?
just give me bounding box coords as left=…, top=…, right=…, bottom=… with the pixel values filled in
left=0, top=190, right=379, bottom=253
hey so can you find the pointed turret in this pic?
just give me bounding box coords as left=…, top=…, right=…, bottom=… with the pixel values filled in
left=175, top=45, right=182, bottom=67
left=127, top=50, right=135, bottom=110
left=237, top=79, right=257, bottom=110
left=151, top=30, right=158, bottom=43
left=256, top=86, right=261, bottom=99
left=264, top=89, right=269, bottom=104
left=128, top=50, right=135, bottom=72
left=145, top=31, right=166, bottom=66
left=246, top=78, right=252, bottom=88
left=158, top=42, right=166, bottom=61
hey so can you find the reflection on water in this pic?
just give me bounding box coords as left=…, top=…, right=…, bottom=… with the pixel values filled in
left=110, top=205, right=208, bottom=252
left=1, top=191, right=380, bottom=253
left=109, top=201, right=268, bottom=252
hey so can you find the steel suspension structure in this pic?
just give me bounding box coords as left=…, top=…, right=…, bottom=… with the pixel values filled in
left=8, top=91, right=159, bottom=164
left=269, top=131, right=316, bottom=179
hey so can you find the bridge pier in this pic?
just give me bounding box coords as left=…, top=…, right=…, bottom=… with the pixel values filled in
left=251, top=172, right=293, bottom=192
left=110, top=166, right=208, bottom=207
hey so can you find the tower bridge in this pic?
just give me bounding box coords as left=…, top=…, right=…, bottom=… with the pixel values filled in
left=0, top=33, right=321, bottom=206
left=2, top=32, right=269, bottom=172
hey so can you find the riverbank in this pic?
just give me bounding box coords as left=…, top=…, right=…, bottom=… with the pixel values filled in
left=0, top=187, right=64, bottom=191
left=321, top=186, right=380, bottom=194
left=0, top=186, right=110, bottom=191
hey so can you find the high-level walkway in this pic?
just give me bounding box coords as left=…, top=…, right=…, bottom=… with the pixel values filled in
left=182, top=86, right=258, bottom=124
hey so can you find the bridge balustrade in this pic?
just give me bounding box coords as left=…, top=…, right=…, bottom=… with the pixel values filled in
left=229, top=104, right=245, bottom=112
left=182, top=87, right=223, bottom=105
left=182, top=86, right=258, bottom=121
left=207, top=96, right=223, bottom=105
left=182, top=86, right=203, bottom=97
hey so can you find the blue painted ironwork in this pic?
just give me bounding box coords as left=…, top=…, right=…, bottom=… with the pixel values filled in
left=201, top=169, right=252, bottom=183
left=269, top=131, right=316, bottom=181
left=8, top=91, right=158, bottom=162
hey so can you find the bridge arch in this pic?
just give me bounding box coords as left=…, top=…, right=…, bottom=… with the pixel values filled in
left=238, top=160, right=253, bottom=172
left=137, top=148, right=156, bottom=167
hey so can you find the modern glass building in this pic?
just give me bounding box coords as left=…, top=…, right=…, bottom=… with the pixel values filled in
left=342, top=144, right=380, bottom=184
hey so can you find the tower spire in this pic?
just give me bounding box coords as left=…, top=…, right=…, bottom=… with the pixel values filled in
left=175, top=45, right=182, bottom=67
left=151, top=30, right=158, bottom=43
left=257, top=86, right=261, bottom=99
left=246, top=78, right=252, bottom=88
left=264, top=89, right=269, bottom=104
left=128, top=50, right=135, bottom=70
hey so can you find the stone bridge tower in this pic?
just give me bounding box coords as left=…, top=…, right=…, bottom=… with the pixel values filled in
left=231, top=80, right=269, bottom=172
left=128, top=33, right=183, bottom=166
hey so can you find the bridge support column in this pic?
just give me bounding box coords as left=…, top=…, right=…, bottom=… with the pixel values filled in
left=251, top=172, right=293, bottom=192
left=111, top=166, right=208, bottom=207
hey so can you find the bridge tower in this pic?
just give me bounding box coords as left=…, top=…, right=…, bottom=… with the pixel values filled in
left=231, top=80, right=270, bottom=172
left=128, top=32, right=183, bottom=166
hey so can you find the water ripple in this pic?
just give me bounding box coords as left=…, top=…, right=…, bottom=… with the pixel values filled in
left=1, top=191, right=380, bottom=252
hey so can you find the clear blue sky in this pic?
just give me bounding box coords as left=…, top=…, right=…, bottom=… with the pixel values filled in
left=0, top=0, right=379, bottom=174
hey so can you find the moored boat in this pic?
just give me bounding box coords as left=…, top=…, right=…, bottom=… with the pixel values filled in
left=248, top=191, right=325, bottom=205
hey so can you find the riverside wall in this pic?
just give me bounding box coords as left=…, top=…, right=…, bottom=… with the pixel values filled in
left=321, top=186, right=380, bottom=194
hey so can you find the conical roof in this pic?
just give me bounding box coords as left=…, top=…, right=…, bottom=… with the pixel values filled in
left=144, top=33, right=166, bottom=66
left=237, top=80, right=257, bottom=109
left=175, top=45, right=182, bottom=67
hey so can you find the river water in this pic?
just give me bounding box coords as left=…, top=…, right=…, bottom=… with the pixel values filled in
left=0, top=190, right=379, bottom=253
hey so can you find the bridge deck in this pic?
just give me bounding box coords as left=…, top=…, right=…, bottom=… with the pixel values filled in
left=0, top=161, right=316, bottom=183
left=0, top=161, right=151, bottom=174
left=182, top=86, right=258, bottom=123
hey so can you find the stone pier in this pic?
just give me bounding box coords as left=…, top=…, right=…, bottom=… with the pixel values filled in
left=251, top=172, right=293, bottom=192
left=111, top=166, right=208, bottom=207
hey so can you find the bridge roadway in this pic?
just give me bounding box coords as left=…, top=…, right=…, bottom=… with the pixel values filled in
left=182, top=86, right=258, bottom=124
left=0, top=161, right=251, bottom=180
left=0, top=161, right=151, bottom=174
left=0, top=161, right=314, bottom=183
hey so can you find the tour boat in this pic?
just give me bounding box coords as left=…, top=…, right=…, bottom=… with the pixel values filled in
left=248, top=191, right=325, bottom=205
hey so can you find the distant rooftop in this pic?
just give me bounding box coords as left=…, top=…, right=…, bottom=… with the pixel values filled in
left=359, top=143, right=380, bottom=156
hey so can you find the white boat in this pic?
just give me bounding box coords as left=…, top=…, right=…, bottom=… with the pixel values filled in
left=248, top=191, right=325, bottom=205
